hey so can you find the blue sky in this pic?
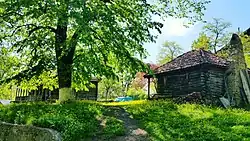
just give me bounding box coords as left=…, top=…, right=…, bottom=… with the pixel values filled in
left=143, top=0, right=250, bottom=63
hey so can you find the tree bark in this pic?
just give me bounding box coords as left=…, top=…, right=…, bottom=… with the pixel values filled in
left=57, top=60, right=75, bottom=102
left=55, top=7, right=76, bottom=102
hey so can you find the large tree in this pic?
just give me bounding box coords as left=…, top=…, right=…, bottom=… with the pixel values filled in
left=157, top=41, right=183, bottom=65
left=0, top=0, right=209, bottom=102
left=191, top=32, right=211, bottom=51
left=203, top=18, right=231, bottom=53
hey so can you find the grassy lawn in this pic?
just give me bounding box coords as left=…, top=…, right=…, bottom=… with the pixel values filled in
left=125, top=100, right=250, bottom=141
left=0, top=101, right=125, bottom=141
left=0, top=100, right=250, bottom=141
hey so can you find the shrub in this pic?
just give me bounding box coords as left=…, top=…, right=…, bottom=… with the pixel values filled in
left=127, top=88, right=147, bottom=100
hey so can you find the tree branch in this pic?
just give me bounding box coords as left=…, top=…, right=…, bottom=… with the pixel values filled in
left=11, top=24, right=56, bottom=52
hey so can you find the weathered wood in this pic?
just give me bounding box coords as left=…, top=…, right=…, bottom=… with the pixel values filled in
left=14, top=82, right=98, bottom=102
left=156, top=68, right=203, bottom=97
left=155, top=63, right=227, bottom=105
left=240, top=70, right=250, bottom=103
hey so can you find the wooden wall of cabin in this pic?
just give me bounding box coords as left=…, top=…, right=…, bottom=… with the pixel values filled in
left=156, top=66, right=204, bottom=97
left=201, top=65, right=226, bottom=105
left=155, top=65, right=226, bottom=105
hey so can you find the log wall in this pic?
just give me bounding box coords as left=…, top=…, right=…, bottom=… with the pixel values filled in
left=156, top=65, right=226, bottom=105
left=156, top=66, right=203, bottom=97
left=202, top=66, right=226, bottom=105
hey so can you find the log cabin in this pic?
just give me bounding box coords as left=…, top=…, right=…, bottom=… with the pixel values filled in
left=153, top=49, right=229, bottom=105
left=146, top=33, right=250, bottom=107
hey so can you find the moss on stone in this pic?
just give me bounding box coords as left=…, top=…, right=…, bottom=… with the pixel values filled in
left=0, top=122, right=61, bottom=141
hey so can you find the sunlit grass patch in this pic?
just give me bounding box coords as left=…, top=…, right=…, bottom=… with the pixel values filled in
left=177, top=104, right=214, bottom=120
left=101, top=100, right=147, bottom=106
left=125, top=100, right=250, bottom=141
left=0, top=101, right=105, bottom=141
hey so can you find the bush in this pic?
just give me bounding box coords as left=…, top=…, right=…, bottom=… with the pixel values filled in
left=127, top=88, right=147, bottom=100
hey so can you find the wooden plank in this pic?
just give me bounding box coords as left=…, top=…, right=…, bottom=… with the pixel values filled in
left=15, top=88, right=19, bottom=101
left=240, top=70, right=250, bottom=103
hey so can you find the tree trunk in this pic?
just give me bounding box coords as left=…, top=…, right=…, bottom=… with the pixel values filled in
left=57, top=60, right=75, bottom=102
left=55, top=12, right=75, bottom=102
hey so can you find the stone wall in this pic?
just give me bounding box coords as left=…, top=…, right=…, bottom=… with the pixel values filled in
left=0, top=122, right=61, bottom=141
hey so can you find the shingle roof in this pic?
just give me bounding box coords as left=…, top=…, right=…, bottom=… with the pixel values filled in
left=156, top=49, right=229, bottom=74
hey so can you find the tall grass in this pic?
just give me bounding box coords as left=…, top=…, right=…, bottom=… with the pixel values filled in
left=125, top=100, right=250, bottom=141
left=0, top=101, right=124, bottom=141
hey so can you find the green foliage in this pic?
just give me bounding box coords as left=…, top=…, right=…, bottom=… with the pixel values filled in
left=125, top=101, right=250, bottom=141
left=98, top=78, right=123, bottom=100
left=157, top=40, right=183, bottom=65
left=19, top=71, right=58, bottom=91
left=127, top=87, right=147, bottom=100
left=0, top=47, right=20, bottom=80
left=0, top=47, right=58, bottom=99
left=0, top=101, right=104, bottom=141
left=0, top=83, right=14, bottom=100
left=192, top=32, right=211, bottom=51
left=0, top=0, right=209, bottom=91
left=103, top=117, right=125, bottom=137
left=240, top=34, right=250, bottom=67
left=202, top=18, right=232, bottom=53
left=0, top=47, right=19, bottom=99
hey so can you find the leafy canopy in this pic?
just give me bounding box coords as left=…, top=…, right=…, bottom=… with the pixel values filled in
left=157, top=40, right=183, bottom=65
left=0, top=0, right=210, bottom=90
left=240, top=33, right=250, bottom=67
left=202, top=18, right=232, bottom=53
left=192, top=32, right=211, bottom=51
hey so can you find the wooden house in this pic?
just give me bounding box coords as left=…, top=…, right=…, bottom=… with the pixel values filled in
left=152, top=49, right=229, bottom=105
left=145, top=33, right=250, bottom=107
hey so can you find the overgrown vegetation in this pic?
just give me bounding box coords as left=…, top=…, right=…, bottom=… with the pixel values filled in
left=0, top=101, right=125, bottom=141
left=125, top=100, right=250, bottom=141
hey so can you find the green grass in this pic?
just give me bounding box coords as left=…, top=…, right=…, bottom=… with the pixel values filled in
left=0, top=101, right=125, bottom=141
left=1, top=100, right=250, bottom=141
left=125, top=100, right=250, bottom=141
left=102, top=116, right=125, bottom=137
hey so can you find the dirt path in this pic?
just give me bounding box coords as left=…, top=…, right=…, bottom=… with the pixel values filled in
left=87, top=106, right=149, bottom=141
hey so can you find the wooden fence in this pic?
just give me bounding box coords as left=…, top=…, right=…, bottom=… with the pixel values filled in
left=15, top=86, right=58, bottom=102
left=15, top=82, right=98, bottom=102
